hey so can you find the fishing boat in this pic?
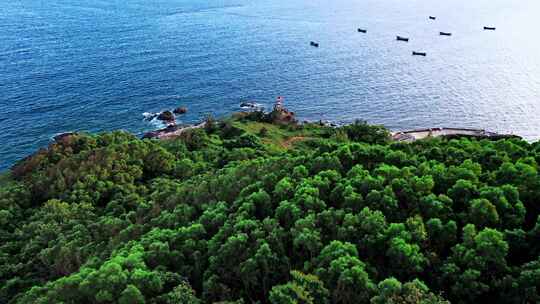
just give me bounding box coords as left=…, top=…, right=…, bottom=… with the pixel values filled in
left=412, top=51, right=426, bottom=56
left=357, top=28, right=367, bottom=33
left=440, top=32, right=452, bottom=36
left=396, top=36, right=409, bottom=42
left=429, top=16, right=436, bottom=20
left=310, top=41, right=319, bottom=47
left=484, top=26, right=496, bottom=30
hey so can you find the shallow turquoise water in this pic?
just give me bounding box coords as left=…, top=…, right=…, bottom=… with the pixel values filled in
left=1, top=0, right=540, bottom=170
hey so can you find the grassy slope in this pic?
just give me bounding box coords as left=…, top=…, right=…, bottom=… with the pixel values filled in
left=230, top=119, right=331, bottom=152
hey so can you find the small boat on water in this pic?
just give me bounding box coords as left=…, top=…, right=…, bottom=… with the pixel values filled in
left=484, top=26, right=496, bottom=30
left=310, top=41, right=319, bottom=47
left=429, top=16, right=436, bottom=20
left=357, top=28, right=367, bottom=33
left=396, top=36, right=409, bottom=42
left=440, top=32, right=452, bottom=36
left=412, top=51, right=426, bottom=56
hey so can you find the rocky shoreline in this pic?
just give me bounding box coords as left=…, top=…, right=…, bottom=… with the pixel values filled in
left=53, top=102, right=521, bottom=142
left=143, top=106, right=189, bottom=126
left=141, top=101, right=298, bottom=139
left=139, top=107, right=520, bottom=141
left=142, top=122, right=206, bottom=140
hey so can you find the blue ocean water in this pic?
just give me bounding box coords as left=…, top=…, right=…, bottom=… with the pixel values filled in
left=2, top=0, right=540, bottom=170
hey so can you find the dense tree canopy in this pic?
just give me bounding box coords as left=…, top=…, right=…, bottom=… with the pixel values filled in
left=1, top=116, right=539, bottom=303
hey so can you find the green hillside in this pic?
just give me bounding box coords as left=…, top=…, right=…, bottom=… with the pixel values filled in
left=1, top=114, right=539, bottom=303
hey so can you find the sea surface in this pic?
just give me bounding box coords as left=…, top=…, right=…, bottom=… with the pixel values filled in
left=2, top=0, right=540, bottom=170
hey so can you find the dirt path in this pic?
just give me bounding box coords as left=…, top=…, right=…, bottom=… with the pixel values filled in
left=281, top=136, right=310, bottom=149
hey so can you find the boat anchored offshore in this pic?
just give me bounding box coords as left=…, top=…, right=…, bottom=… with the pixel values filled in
left=357, top=28, right=367, bottom=33
left=429, top=16, right=436, bottom=20
left=440, top=32, right=452, bottom=36
left=484, top=26, right=496, bottom=30
left=412, top=51, right=426, bottom=56
left=310, top=41, right=319, bottom=47
left=396, top=36, right=409, bottom=42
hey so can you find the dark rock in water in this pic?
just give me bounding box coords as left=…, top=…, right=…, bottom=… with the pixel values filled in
left=173, top=107, right=188, bottom=115
left=240, top=102, right=256, bottom=108
left=157, top=111, right=175, bottom=123
left=240, top=102, right=265, bottom=112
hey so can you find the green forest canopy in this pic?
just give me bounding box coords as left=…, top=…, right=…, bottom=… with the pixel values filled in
left=1, top=113, right=539, bottom=303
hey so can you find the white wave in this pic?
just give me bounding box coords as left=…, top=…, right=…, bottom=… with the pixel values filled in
left=142, top=112, right=157, bottom=119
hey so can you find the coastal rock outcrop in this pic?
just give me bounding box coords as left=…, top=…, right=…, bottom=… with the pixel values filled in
left=239, top=101, right=264, bottom=112
left=240, top=102, right=256, bottom=108
left=142, top=125, right=179, bottom=139
left=142, top=122, right=206, bottom=140
left=53, top=132, right=77, bottom=142
left=157, top=111, right=175, bottom=123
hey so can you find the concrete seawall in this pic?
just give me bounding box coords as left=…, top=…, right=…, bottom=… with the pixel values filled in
left=391, top=128, right=520, bottom=142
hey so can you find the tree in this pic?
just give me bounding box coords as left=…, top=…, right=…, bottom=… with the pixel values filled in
left=162, top=282, right=201, bottom=304
left=386, top=237, right=427, bottom=276
left=119, top=284, right=145, bottom=304
left=325, top=256, right=375, bottom=303
left=337, top=207, right=387, bottom=260
left=479, top=185, right=525, bottom=229
left=515, top=257, right=540, bottom=303
left=3, top=117, right=540, bottom=304
left=447, top=179, right=477, bottom=212
left=341, top=120, right=389, bottom=144
left=371, top=278, right=449, bottom=304
left=440, top=225, right=510, bottom=302
left=468, top=198, right=499, bottom=228
left=310, top=153, right=343, bottom=175
left=419, top=194, right=453, bottom=221
left=474, top=228, right=509, bottom=268
left=269, top=283, right=313, bottom=304
left=274, top=177, right=295, bottom=202
left=269, top=271, right=329, bottom=304
left=314, top=241, right=375, bottom=303
left=292, top=215, right=323, bottom=262
left=240, top=242, right=281, bottom=298
left=275, top=200, right=302, bottom=229
left=426, top=218, right=457, bottom=254
left=315, top=241, right=358, bottom=269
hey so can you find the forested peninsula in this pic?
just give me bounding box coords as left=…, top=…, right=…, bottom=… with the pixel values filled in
left=1, top=111, right=539, bottom=303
